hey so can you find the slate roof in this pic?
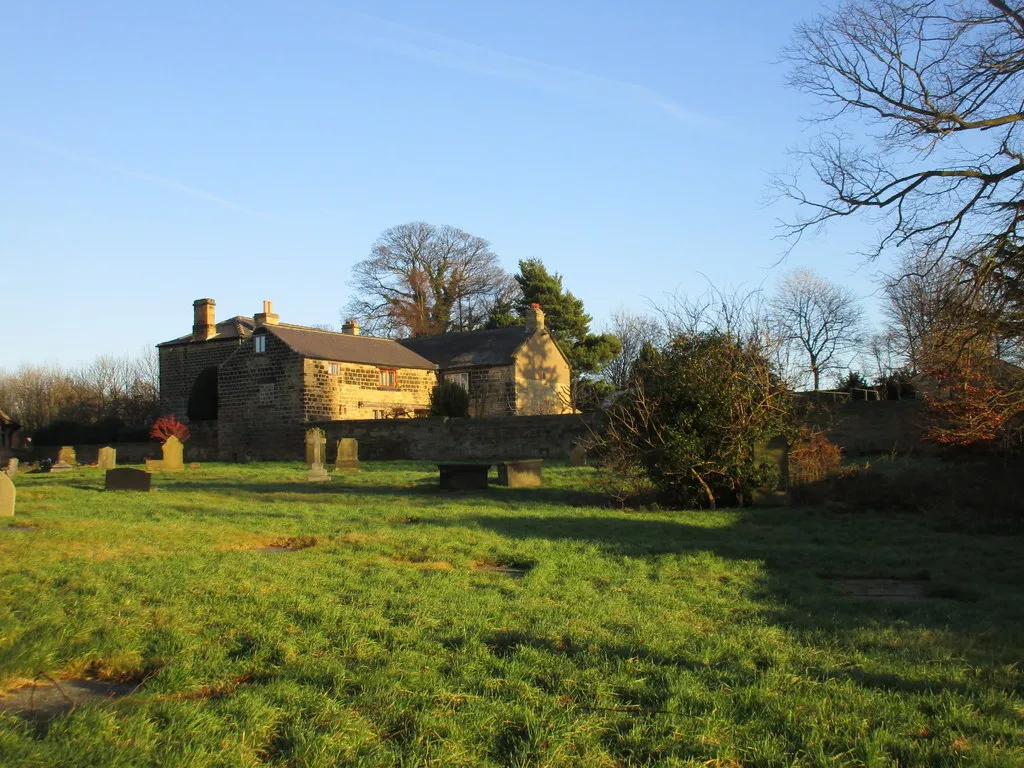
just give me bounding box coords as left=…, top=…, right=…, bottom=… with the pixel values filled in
left=266, top=325, right=437, bottom=370
left=398, top=326, right=531, bottom=368
left=158, top=317, right=255, bottom=347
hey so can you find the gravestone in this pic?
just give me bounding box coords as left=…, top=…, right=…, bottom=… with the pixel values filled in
left=569, top=443, right=588, bottom=466
left=305, top=428, right=326, bottom=468
left=50, top=461, right=73, bottom=473
left=97, top=446, right=117, bottom=470
left=0, top=472, right=14, bottom=517
left=4, top=458, right=18, bottom=478
left=334, top=438, right=360, bottom=471
left=144, top=458, right=164, bottom=472
left=160, top=436, right=184, bottom=472
left=57, top=446, right=77, bottom=466
left=305, top=428, right=331, bottom=481
left=752, top=436, right=790, bottom=507
left=105, top=468, right=152, bottom=492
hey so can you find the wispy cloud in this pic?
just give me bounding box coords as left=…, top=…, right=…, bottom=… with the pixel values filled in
left=11, top=134, right=268, bottom=218
left=325, top=9, right=719, bottom=131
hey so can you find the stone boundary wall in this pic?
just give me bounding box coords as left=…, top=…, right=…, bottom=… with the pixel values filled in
left=310, top=413, right=601, bottom=462
left=30, top=442, right=162, bottom=464
left=809, top=399, right=933, bottom=455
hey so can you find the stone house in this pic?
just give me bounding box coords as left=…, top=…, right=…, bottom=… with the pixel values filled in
left=158, top=299, right=571, bottom=459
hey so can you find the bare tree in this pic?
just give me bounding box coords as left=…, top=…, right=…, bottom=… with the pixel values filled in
left=601, top=309, right=665, bottom=389
left=777, top=0, right=1024, bottom=334
left=769, top=268, right=865, bottom=390
left=343, top=222, right=510, bottom=338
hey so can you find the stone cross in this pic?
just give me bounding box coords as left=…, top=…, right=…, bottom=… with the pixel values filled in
left=0, top=471, right=14, bottom=517
left=57, top=446, right=77, bottom=466
left=161, top=436, right=185, bottom=472
left=97, top=446, right=117, bottom=470
left=334, top=438, right=360, bottom=471
left=305, top=428, right=327, bottom=468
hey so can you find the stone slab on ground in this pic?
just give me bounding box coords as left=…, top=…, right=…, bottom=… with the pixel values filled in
left=0, top=678, right=137, bottom=722
left=105, top=468, right=152, bottom=492
left=438, top=463, right=491, bottom=491
left=826, top=577, right=929, bottom=601
left=307, top=462, right=331, bottom=482
left=50, top=461, right=73, bottom=473
left=495, top=459, right=543, bottom=488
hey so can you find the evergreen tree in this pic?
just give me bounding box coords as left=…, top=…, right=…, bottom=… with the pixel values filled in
left=490, top=258, right=620, bottom=375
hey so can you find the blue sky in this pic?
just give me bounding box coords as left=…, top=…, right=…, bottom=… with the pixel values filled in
left=2, top=0, right=887, bottom=367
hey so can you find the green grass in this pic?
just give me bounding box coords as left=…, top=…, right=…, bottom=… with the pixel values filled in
left=0, top=461, right=1021, bottom=767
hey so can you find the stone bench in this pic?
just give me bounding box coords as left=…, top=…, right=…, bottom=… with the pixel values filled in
left=495, top=459, right=543, bottom=488
left=437, top=463, right=491, bottom=491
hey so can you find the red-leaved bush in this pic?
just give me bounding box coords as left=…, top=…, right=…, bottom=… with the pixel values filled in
left=151, top=415, right=190, bottom=443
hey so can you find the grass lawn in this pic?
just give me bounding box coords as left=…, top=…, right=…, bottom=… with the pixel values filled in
left=0, top=461, right=1021, bottom=767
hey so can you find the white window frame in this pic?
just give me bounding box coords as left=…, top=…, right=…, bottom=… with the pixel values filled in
left=328, top=362, right=340, bottom=375
left=254, top=335, right=267, bottom=354
left=379, top=369, right=397, bottom=388
left=446, top=372, right=470, bottom=392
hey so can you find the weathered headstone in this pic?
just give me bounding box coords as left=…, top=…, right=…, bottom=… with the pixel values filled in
left=568, top=443, right=588, bottom=466
left=4, top=458, right=18, bottom=478
left=97, top=446, right=117, bottom=470
left=334, top=438, right=360, bottom=471
left=305, top=428, right=327, bottom=468
left=50, top=461, right=73, bottom=473
left=305, top=428, right=331, bottom=481
left=0, top=472, right=14, bottom=517
left=144, top=458, right=164, bottom=472
left=752, top=436, right=790, bottom=507
left=105, top=468, right=152, bottom=492
left=57, top=446, right=77, bottom=466
left=160, top=436, right=184, bottom=472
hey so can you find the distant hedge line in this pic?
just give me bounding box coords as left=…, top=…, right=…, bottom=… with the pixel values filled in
left=31, top=418, right=153, bottom=446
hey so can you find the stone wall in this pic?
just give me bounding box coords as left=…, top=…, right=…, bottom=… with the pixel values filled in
left=459, top=365, right=516, bottom=417
left=311, top=413, right=600, bottom=461
left=158, top=337, right=247, bottom=423
left=810, top=399, right=933, bottom=455
left=303, top=360, right=437, bottom=421
left=217, top=333, right=307, bottom=460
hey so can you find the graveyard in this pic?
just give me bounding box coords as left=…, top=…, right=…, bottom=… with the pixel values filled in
left=0, top=459, right=1021, bottom=766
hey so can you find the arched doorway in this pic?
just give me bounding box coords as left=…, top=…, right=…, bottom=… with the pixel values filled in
left=187, top=367, right=219, bottom=421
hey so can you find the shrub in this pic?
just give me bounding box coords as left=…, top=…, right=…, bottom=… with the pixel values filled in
left=789, top=429, right=843, bottom=488
left=596, top=332, right=795, bottom=509
left=429, top=382, right=469, bottom=418
left=151, top=415, right=190, bottom=443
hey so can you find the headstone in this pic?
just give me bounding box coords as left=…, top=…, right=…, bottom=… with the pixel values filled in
left=50, top=461, right=73, bottom=473
left=569, top=443, right=588, bottom=466
left=305, top=428, right=327, bottom=468
left=0, top=472, right=14, bottom=517
left=96, top=446, right=117, bottom=470
left=160, top=436, right=184, bottom=472
left=307, top=462, right=331, bottom=482
left=57, top=446, right=77, bottom=466
left=144, top=459, right=165, bottom=472
left=4, top=458, right=18, bottom=478
left=104, top=468, right=152, bottom=492
left=752, top=436, right=790, bottom=507
left=334, top=438, right=360, bottom=471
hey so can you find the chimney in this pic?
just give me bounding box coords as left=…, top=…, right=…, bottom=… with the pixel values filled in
left=254, top=300, right=279, bottom=328
left=193, top=298, right=216, bottom=341
left=342, top=318, right=361, bottom=336
left=526, top=303, right=545, bottom=331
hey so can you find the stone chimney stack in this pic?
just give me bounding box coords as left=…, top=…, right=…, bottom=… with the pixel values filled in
left=254, top=300, right=280, bottom=328
left=193, top=298, right=216, bottom=341
left=342, top=318, right=361, bottom=336
left=526, top=303, right=545, bottom=331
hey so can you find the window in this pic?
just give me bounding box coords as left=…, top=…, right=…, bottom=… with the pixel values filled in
left=446, top=372, right=470, bottom=392
left=254, top=335, right=266, bottom=354
left=328, top=362, right=340, bottom=375
left=379, top=369, right=397, bottom=388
